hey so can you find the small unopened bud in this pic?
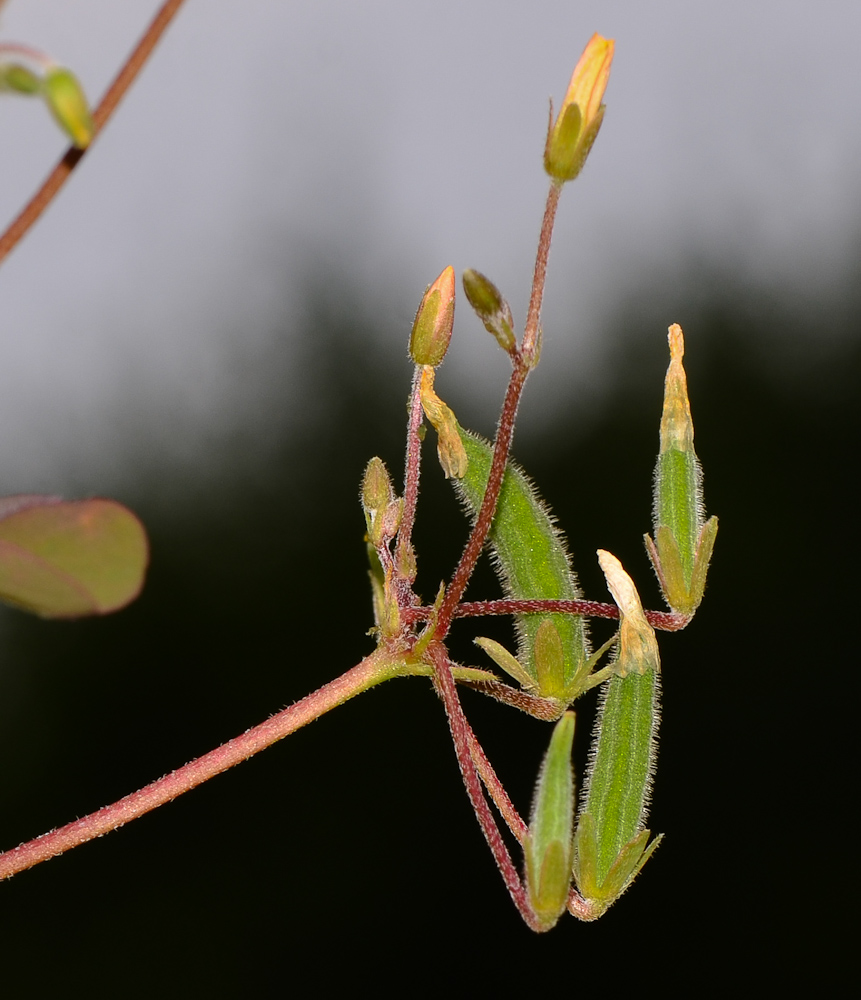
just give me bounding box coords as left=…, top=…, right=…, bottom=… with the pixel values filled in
left=0, top=63, right=40, bottom=94
left=524, top=712, right=576, bottom=931
left=409, top=266, right=455, bottom=367
left=419, top=366, right=468, bottom=479
left=597, top=550, right=659, bottom=678
left=461, top=269, right=516, bottom=354
left=43, top=66, right=93, bottom=149
left=544, top=34, right=614, bottom=184
left=361, top=457, right=397, bottom=547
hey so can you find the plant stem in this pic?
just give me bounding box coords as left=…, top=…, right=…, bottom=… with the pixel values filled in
left=522, top=181, right=562, bottom=360
left=435, top=357, right=529, bottom=636
left=435, top=182, right=563, bottom=638
left=428, top=643, right=543, bottom=931
left=0, top=0, right=187, bottom=267
left=0, top=650, right=401, bottom=881
left=394, top=366, right=425, bottom=601
left=466, top=728, right=529, bottom=842
left=407, top=599, right=689, bottom=632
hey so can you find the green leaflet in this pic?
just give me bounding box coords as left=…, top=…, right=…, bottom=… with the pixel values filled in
left=453, top=427, right=590, bottom=701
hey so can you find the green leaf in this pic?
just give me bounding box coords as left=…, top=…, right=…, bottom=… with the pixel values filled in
left=0, top=496, right=148, bottom=618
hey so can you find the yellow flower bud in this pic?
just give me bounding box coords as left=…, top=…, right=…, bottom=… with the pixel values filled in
left=544, top=34, right=614, bottom=183
left=409, top=266, right=456, bottom=367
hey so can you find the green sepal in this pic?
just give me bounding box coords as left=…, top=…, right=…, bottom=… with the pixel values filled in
left=524, top=712, right=576, bottom=930
left=453, top=428, right=591, bottom=702
left=646, top=514, right=718, bottom=617
left=544, top=103, right=605, bottom=183
left=573, top=812, right=662, bottom=914
left=366, top=541, right=386, bottom=628
left=473, top=636, right=536, bottom=692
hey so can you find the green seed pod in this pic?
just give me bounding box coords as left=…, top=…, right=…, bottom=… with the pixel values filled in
left=454, top=428, right=591, bottom=702
left=524, top=712, right=576, bottom=931
left=645, top=324, right=717, bottom=618
left=572, top=551, right=662, bottom=917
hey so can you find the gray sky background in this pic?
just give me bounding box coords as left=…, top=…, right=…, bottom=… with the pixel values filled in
left=1, top=1, right=859, bottom=491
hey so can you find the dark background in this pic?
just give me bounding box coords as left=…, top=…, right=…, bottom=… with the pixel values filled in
left=0, top=256, right=854, bottom=993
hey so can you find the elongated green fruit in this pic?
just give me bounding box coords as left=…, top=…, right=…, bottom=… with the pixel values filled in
left=646, top=324, right=717, bottom=617
left=453, top=427, right=590, bottom=701
left=524, top=712, right=576, bottom=931
left=573, top=551, right=661, bottom=917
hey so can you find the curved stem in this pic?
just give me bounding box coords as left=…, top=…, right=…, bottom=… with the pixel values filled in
left=0, top=0, right=187, bottom=267
left=0, top=650, right=401, bottom=881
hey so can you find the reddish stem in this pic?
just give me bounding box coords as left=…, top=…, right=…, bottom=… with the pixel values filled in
left=466, top=728, right=528, bottom=843
left=406, top=599, right=689, bottom=632
left=0, top=652, right=397, bottom=881
left=435, top=181, right=563, bottom=638
left=434, top=358, right=529, bottom=637
left=427, top=643, right=542, bottom=930
left=0, top=0, right=187, bottom=267
left=394, top=367, right=425, bottom=602
left=522, top=181, right=562, bottom=360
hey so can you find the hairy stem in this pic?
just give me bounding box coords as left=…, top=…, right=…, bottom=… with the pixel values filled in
left=435, top=182, right=563, bottom=637
left=466, top=728, right=529, bottom=843
left=394, top=366, right=425, bottom=603
left=522, top=181, right=562, bottom=360
left=435, top=357, right=529, bottom=636
left=0, top=0, right=187, bottom=267
left=428, top=643, right=542, bottom=930
left=406, top=599, right=689, bottom=632
left=0, top=651, right=402, bottom=881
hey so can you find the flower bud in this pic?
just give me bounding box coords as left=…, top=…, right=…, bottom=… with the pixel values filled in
left=0, top=62, right=40, bottom=94
left=43, top=66, right=93, bottom=149
left=409, top=266, right=455, bottom=367
left=461, top=269, right=516, bottom=354
left=544, top=34, right=614, bottom=184
left=361, top=457, right=398, bottom=548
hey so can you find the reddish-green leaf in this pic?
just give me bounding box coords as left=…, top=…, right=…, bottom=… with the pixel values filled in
left=0, top=496, right=148, bottom=618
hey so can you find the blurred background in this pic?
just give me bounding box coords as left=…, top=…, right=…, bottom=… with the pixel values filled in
left=0, top=1, right=855, bottom=992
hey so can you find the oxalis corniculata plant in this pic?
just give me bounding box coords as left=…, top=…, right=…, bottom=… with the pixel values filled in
left=0, top=15, right=719, bottom=932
